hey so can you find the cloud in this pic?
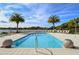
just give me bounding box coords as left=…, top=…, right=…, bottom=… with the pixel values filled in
left=0, top=20, right=8, bottom=23
left=0, top=3, right=79, bottom=27
left=0, top=10, right=9, bottom=22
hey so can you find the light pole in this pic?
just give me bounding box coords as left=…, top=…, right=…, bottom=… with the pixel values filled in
left=74, top=19, right=77, bottom=34
left=74, top=19, right=77, bottom=41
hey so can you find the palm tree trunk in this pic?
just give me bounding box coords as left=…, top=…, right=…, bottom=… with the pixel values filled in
left=53, top=23, right=55, bottom=30
left=16, top=23, right=19, bottom=33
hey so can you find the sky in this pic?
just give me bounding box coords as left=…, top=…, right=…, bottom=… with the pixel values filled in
left=0, top=3, right=79, bottom=28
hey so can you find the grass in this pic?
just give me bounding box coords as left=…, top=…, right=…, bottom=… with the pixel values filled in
left=0, top=32, right=17, bottom=37
left=0, top=32, right=8, bottom=37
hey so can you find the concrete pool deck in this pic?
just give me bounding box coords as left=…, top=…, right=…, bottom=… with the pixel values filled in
left=0, top=48, right=79, bottom=55
left=49, top=33, right=79, bottom=47
left=0, top=33, right=79, bottom=55
left=0, top=33, right=26, bottom=47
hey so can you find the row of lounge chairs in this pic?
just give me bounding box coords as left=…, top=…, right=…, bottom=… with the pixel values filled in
left=47, top=30, right=69, bottom=33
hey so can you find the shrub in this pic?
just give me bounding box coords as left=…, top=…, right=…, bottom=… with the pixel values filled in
left=1, top=32, right=8, bottom=34
left=69, top=29, right=75, bottom=34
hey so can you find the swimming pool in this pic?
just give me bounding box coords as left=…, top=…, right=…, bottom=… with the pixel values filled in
left=12, top=32, right=63, bottom=48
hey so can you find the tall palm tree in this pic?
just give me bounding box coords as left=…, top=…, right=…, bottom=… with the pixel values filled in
left=48, top=15, right=60, bottom=29
left=10, top=13, right=25, bottom=33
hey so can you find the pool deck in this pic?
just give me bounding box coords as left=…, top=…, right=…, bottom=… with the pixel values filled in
left=0, top=48, right=79, bottom=55
left=0, top=33, right=79, bottom=55
left=0, top=33, right=26, bottom=47
left=49, top=33, right=79, bottom=47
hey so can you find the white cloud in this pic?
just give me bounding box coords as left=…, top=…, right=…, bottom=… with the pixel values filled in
left=0, top=10, right=8, bottom=21
left=0, top=3, right=52, bottom=27
left=5, top=4, right=23, bottom=9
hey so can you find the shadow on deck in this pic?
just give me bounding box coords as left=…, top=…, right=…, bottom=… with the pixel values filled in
left=35, top=48, right=53, bottom=55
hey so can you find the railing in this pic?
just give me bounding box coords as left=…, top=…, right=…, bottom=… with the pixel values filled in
left=34, top=33, right=53, bottom=55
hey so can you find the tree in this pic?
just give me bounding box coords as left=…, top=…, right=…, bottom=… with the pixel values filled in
left=48, top=15, right=60, bottom=29
left=67, top=20, right=75, bottom=29
left=56, top=26, right=62, bottom=30
left=10, top=13, right=25, bottom=33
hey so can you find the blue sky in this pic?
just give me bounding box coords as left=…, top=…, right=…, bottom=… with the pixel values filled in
left=0, top=3, right=79, bottom=27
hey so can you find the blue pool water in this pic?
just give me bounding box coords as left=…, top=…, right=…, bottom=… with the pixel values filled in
left=12, top=32, right=63, bottom=48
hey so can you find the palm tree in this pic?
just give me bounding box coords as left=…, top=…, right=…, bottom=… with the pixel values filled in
left=48, top=15, right=60, bottom=29
left=10, top=13, right=25, bottom=33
